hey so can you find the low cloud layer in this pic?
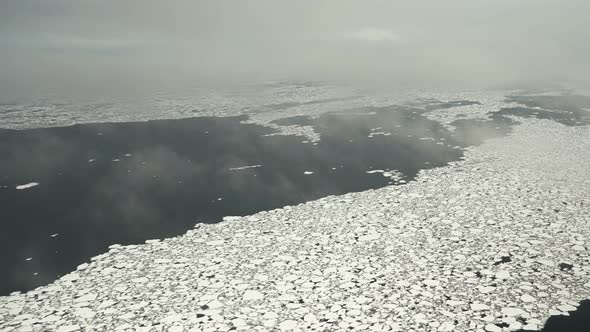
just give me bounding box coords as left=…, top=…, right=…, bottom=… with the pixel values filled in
left=1, top=0, right=589, bottom=96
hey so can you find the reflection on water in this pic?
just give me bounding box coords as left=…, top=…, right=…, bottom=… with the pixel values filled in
left=0, top=103, right=517, bottom=294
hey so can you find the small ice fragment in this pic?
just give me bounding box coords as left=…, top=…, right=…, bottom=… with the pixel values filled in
left=124, top=153, right=132, bottom=157
left=368, top=131, right=392, bottom=137
left=112, top=159, right=120, bottom=162
left=50, top=233, right=59, bottom=237
left=303, top=171, right=314, bottom=175
left=88, top=159, right=95, bottom=163
left=16, top=182, right=39, bottom=190
left=25, top=257, right=32, bottom=261
left=366, top=170, right=384, bottom=174
left=229, top=165, right=262, bottom=171
left=217, top=198, right=223, bottom=201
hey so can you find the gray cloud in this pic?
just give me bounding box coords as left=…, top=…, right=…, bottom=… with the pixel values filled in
left=1, top=0, right=589, bottom=96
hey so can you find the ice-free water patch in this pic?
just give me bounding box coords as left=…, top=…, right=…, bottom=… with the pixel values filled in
left=517, top=300, right=590, bottom=332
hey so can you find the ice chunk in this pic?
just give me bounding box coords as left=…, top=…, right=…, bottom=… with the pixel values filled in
left=243, top=290, right=264, bottom=301
left=229, top=165, right=262, bottom=171
left=16, top=182, right=39, bottom=190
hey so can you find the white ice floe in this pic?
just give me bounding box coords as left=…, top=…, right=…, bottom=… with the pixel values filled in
left=242, top=290, right=264, bottom=301
left=228, top=165, right=262, bottom=171
left=368, top=131, right=392, bottom=138
left=15, top=182, right=39, bottom=190
left=303, top=171, right=314, bottom=175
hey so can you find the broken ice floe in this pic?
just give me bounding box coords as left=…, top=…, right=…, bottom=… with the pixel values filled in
left=228, top=165, right=262, bottom=171
left=366, top=169, right=405, bottom=183
left=15, top=182, right=39, bottom=190
left=367, top=131, right=392, bottom=138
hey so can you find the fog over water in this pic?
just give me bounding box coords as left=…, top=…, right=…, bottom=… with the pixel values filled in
left=1, top=0, right=590, bottom=97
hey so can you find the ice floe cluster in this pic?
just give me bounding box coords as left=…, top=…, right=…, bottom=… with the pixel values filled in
left=365, top=170, right=407, bottom=184
left=418, top=95, right=518, bottom=132
left=0, top=84, right=519, bottom=143
left=1, top=112, right=589, bottom=332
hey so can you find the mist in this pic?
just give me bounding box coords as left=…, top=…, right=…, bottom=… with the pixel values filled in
left=1, top=0, right=590, bottom=97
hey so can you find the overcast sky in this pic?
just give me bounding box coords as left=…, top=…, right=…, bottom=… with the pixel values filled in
left=1, top=0, right=589, bottom=95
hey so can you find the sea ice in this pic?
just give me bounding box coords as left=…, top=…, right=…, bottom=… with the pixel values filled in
left=229, top=165, right=262, bottom=171
left=16, top=182, right=39, bottom=190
